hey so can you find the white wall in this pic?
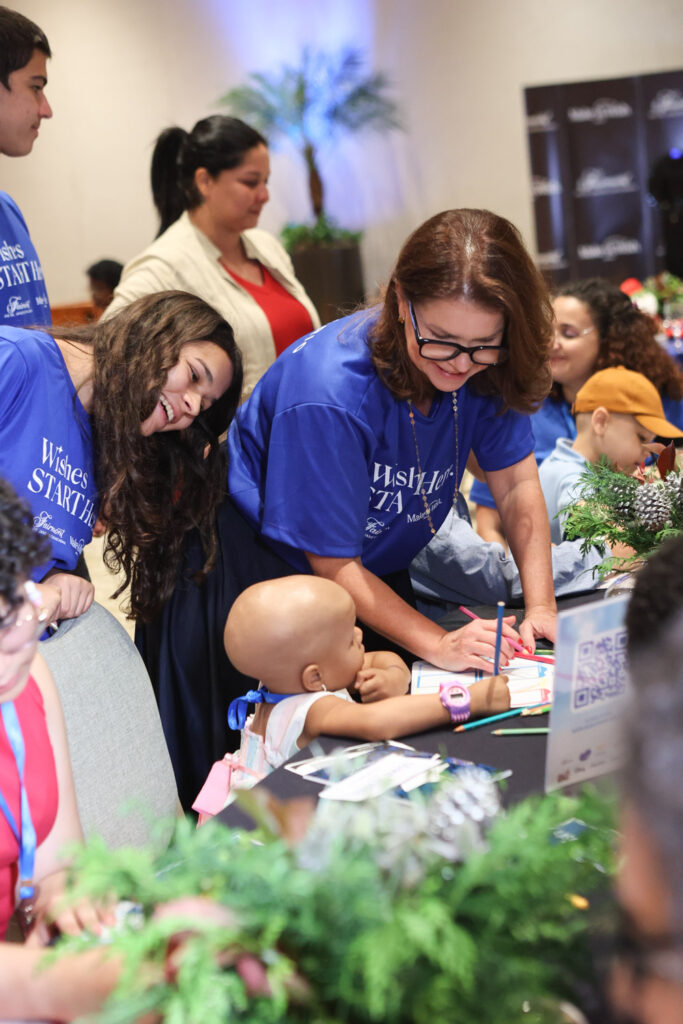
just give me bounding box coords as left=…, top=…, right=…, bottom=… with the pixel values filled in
left=4, top=0, right=682, bottom=305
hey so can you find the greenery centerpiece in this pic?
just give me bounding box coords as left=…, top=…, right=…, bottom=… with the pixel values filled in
left=220, top=48, right=401, bottom=321
left=563, top=445, right=683, bottom=581
left=53, top=769, right=616, bottom=1024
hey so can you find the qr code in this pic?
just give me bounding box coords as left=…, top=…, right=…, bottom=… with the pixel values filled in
left=572, top=628, right=628, bottom=712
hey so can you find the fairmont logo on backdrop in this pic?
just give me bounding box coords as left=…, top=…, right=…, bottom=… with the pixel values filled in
left=526, top=110, right=557, bottom=132
left=648, top=89, right=683, bottom=119
left=575, top=168, right=637, bottom=196
left=567, top=98, right=633, bottom=125
left=532, top=175, right=563, bottom=197
left=577, top=236, right=642, bottom=262
left=536, top=250, right=568, bottom=270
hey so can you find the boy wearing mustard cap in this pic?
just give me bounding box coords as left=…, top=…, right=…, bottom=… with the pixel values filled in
left=539, top=366, right=683, bottom=543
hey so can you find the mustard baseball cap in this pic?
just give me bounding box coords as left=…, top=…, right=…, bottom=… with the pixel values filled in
left=572, top=366, right=683, bottom=438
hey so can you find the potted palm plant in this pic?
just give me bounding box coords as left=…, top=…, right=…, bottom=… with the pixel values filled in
left=220, top=47, right=401, bottom=322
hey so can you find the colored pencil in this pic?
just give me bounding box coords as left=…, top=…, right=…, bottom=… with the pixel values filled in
left=524, top=703, right=552, bottom=716
left=512, top=650, right=555, bottom=666
left=492, top=727, right=549, bottom=736
left=493, top=601, right=504, bottom=675
left=454, top=701, right=550, bottom=732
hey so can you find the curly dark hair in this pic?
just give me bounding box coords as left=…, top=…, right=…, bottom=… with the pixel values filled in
left=553, top=278, right=683, bottom=401
left=370, top=209, right=553, bottom=413
left=0, top=477, right=50, bottom=612
left=57, top=291, right=243, bottom=621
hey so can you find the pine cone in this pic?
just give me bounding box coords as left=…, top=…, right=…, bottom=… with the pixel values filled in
left=633, top=482, right=673, bottom=531
left=663, top=470, right=683, bottom=515
left=604, top=476, right=638, bottom=519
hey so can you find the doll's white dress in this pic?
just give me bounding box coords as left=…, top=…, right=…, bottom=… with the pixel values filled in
left=193, top=688, right=353, bottom=821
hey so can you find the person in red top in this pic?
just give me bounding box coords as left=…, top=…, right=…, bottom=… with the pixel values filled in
left=0, top=477, right=126, bottom=1019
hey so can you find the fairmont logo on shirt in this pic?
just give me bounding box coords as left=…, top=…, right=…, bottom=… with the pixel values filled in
left=5, top=295, right=32, bottom=318
left=33, top=510, right=65, bottom=542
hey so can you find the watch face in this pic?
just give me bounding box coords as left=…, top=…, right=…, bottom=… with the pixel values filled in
left=452, top=690, right=467, bottom=705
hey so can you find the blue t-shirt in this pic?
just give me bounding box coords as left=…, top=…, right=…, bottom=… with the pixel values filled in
left=0, top=329, right=97, bottom=579
left=0, top=193, right=50, bottom=328
left=227, top=311, right=534, bottom=575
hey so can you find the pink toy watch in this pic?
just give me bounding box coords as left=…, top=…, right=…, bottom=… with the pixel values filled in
left=439, top=681, right=471, bottom=724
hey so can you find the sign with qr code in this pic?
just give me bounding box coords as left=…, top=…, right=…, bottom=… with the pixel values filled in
left=545, top=596, right=631, bottom=793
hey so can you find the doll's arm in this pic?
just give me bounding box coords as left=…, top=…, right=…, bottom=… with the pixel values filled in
left=301, top=674, right=510, bottom=745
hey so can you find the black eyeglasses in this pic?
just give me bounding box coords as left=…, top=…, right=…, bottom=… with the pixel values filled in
left=408, top=300, right=508, bottom=365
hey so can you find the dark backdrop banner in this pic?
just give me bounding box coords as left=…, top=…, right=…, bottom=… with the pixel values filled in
left=525, top=69, right=683, bottom=286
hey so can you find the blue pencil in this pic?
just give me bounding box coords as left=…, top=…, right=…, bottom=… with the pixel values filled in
left=493, top=601, right=504, bottom=675
left=454, top=702, right=549, bottom=733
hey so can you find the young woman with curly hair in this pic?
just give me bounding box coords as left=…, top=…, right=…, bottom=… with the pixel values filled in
left=0, top=290, right=242, bottom=623
left=472, top=277, right=683, bottom=543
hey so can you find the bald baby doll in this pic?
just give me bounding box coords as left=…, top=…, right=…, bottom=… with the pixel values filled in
left=193, top=576, right=510, bottom=820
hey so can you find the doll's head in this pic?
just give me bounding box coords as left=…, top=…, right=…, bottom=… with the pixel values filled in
left=224, top=576, right=365, bottom=695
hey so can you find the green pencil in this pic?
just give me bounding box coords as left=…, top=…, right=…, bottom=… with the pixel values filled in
left=492, top=727, right=550, bottom=736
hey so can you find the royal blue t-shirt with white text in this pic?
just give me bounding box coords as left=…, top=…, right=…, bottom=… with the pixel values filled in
left=0, top=193, right=50, bottom=328
left=228, top=311, right=534, bottom=575
left=0, top=328, right=96, bottom=579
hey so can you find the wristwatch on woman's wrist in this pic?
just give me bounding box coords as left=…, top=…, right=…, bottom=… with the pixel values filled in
left=439, top=681, right=471, bottom=724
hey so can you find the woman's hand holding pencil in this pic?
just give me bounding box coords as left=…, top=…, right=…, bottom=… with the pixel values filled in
left=458, top=605, right=555, bottom=665
left=432, top=611, right=520, bottom=673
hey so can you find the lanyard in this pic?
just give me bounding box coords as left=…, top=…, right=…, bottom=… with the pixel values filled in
left=0, top=702, right=36, bottom=900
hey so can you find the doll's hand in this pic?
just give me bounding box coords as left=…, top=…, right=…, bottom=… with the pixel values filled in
left=468, top=674, right=511, bottom=718
left=44, top=571, right=95, bottom=620
left=430, top=617, right=518, bottom=673
left=354, top=666, right=409, bottom=702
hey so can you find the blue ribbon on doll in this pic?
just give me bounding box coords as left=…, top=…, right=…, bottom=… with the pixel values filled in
left=227, top=686, right=292, bottom=731
left=0, top=702, right=37, bottom=900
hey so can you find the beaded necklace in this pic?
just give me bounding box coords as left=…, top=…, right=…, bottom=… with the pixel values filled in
left=407, top=393, right=460, bottom=536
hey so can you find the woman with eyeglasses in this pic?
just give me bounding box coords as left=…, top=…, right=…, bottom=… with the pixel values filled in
left=225, top=208, right=556, bottom=663
left=141, top=209, right=557, bottom=807
left=472, top=278, right=683, bottom=544
left=0, top=477, right=125, bottom=1018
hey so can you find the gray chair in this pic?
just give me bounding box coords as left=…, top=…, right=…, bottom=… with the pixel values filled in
left=41, top=602, right=181, bottom=850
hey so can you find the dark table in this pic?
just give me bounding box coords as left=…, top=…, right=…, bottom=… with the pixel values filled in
left=217, top=710, right=550, bottom=830
left=218, top=589, right=605, bottom=831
